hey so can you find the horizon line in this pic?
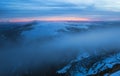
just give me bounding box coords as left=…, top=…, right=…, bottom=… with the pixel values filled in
left=0, top=17, right=120, bottom=23
left=0, top=17, right=92, bottom=22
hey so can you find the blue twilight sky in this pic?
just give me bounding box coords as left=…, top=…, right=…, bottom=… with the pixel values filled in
left=0, top=0, right=120, bottom=21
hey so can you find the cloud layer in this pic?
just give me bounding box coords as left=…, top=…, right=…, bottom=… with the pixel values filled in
left=0, top=0, right=120, bottom=21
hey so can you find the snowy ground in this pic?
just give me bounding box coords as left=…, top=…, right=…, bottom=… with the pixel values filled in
left=111, top=70, right=120, bottom=76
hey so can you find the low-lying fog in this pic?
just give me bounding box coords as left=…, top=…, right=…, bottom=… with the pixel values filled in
left=0, top=21, right=120, bottom=76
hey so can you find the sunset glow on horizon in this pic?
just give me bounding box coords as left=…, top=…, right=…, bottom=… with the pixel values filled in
left=7, top=17, right=91, bottom=22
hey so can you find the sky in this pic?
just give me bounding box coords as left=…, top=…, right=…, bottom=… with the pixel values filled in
left=0, top=0, right=120, bottom=22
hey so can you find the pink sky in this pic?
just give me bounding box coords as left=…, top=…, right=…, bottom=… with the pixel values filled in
left=7, top=17, right=92, bottom=22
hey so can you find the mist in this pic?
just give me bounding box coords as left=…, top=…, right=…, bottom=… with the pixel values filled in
left=0, top=21, right=120, bottom=76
